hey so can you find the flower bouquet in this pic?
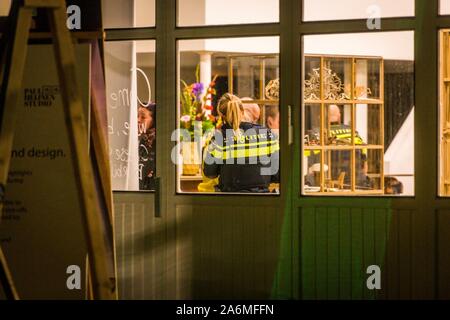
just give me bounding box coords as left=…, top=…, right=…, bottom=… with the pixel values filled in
left=180, top=65, right=218, bottom=175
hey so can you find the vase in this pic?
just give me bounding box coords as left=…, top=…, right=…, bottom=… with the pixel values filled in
left=182, top=141, right=201, bottom=176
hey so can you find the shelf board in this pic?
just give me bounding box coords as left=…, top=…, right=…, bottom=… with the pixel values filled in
left=304, top=99, right=383, bottom=105
left=303, top=145, right=384, bottom=151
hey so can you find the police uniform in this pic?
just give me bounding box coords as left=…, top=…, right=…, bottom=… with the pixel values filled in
left=203, top=122, right=280, bottom=192
left=305, top=124, right=368, bottom=188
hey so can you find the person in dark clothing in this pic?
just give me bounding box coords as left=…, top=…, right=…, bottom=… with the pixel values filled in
left=138, top=103, right=156, bottom=190
left=203, top=93, right=280, bottom=192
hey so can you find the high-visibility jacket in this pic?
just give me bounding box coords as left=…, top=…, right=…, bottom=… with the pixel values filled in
left=304, top=124, right=368, bottom=158
left=203, top=122, right=280, bottom=192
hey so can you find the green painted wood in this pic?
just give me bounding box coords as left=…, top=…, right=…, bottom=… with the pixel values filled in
left=300, top=208, right=316, bottom=299
left=363, top=208, right=376, bottom=300
left=338, top=207, right=352, bottom=300
left=386, top=210, right=400, bottom=299
left=374, top=208, right=389, bottom=299
left=398, top=211, right=412, bottom=299
left=327, top=208, right=340, bottom=300
left=315, top=208, right=328, bottom=299
left=292, top=207, right=301, bottom=300
left=350, top=208, right=364, bottom=300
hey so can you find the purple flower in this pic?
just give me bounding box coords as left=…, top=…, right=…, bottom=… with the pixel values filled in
left=192, top=82, right=204, bottom=99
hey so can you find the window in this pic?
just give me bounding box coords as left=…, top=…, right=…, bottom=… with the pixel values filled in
left=177, top=36, right=280, bottom=194
left=303, top=0, right=414, bottom=22
left=104, top=40, right=156, bottom=191
left=177, top=0, right=279, bottom=27
left=302, top=31, right=415, bottom=196
left=441, top=0, right=450, bottom=15
left=102, top=0, right=155, bottom=28
left=440, top=30, right=450, bottom=197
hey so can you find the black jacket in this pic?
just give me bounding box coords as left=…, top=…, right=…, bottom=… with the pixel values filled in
left=203, top=122, right=280, bottom=192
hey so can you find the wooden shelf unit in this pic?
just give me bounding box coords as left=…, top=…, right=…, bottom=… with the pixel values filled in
left=303, top=54, right=385, bottom=195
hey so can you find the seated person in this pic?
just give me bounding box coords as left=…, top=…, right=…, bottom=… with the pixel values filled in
left=241, top=98, right=261, bottom=124
left=203, top=93, right=280, bottom=192
left=138, top=103, right=156, bottom=191
left=265, top=105, right=280, bottom=136
left=304, top=104, right=369, bottom=189
left=384, top=177, right=404, bottom=194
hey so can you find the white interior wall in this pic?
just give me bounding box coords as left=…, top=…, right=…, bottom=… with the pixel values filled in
left=204, top=0, right=278, bottom=25
left=303, top=0, right=414, bottom=21
left=384, top=108, right=415, bottom=195
left=178, top=0, right=206, bottom=26
left=134, top=0, right=155, bottom=27
left=304, top=32, right=414, bottom=61
left=441, top=0, right=450, bottom=15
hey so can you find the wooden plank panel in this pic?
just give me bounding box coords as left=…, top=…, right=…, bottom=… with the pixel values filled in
left=122, top=203, right=133, bottom=299
left=350, top=208, right=364, bottom=299
left=398, top=210, right=412, bottom=299
left=386, top=209, right=400, bottom=299
left=220, top=207, right=234, bottom=299
left=175, top=204, right=281, bottom=299
left=438, top=210, right=450, bottom=299
left=338, top=207, right=352, bottom=300
left=231, top=212, right=246, bottom=299
left=374, top=208, right=389, bottom=300
left=264, top=209, right=278, bottom=298
left=175, top=205, right=193, bottom=299
left=315, top=207, right=328, bottom=299
left=113, top=194, right=159, bottom=299
left=209, top=209, right=221, bottom=298
left=363, top=208, right=376, bottom=300
left=327, top=207, right=340, bottom=300
left=301, top=207, right=316, bottom=299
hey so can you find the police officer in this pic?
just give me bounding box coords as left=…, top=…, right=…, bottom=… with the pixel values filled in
left=203, top=93, right=280, bottom=192
left=305, top=104, right=369, bottom=188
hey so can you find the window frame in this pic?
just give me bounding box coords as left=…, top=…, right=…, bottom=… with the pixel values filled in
left=101, top=0, right=447, bottom=204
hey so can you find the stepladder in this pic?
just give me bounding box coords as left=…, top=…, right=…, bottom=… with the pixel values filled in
left=0, top=0, right=117, bottom=300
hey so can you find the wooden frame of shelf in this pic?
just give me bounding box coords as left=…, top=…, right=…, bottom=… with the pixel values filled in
left=303, top=54, right=385, bottom=195
left=228, top=54, right=279, bottom=127
left=440, top=30, right=450, bottom=196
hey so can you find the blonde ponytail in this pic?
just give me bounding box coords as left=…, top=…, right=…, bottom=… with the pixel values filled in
left=218, top=93, right=243, bottom=134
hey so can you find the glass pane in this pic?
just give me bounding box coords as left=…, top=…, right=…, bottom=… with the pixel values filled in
left=355, top=58, right=381, bottom=100
left=304, top=56, right=321, bottom=101
left=0, top=0, right=11, bottom=16
left=302, top=31, right=415, bottom=196
left=323, top=58, right=352, bottom=100
left=104, top=40, right=156, bottom=191
left=102, top=0, right=155, bottom=28
left=231, top=56, right=262, bottom=100
left=177, top=0, right=279, bottom=27
left=441, top=0, right=450, bottom=15
left=324, top=104, right=353, bottom=146
left=358, top=104, right=382, bottom=146
left=325, top=150, right=353, bottom=192
left=303, top=0, right=414, bottom=21
left=304, top=104, right=322, bottom=145
left=362, top=149, right=384, bottom=193
left=303, top=149, right=322, bottom=192
left=439, top=30, right=450, bottom=196
left=178, top=36, right=280, bottom=194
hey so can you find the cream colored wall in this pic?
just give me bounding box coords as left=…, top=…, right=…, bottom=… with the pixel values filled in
left=304, top=31, right=414, bottom=61
left=0, top=0, right=11, bottom=16
left=442, top=0, right=450, bottom=15
left=303, top=0, right=414, bottom=21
